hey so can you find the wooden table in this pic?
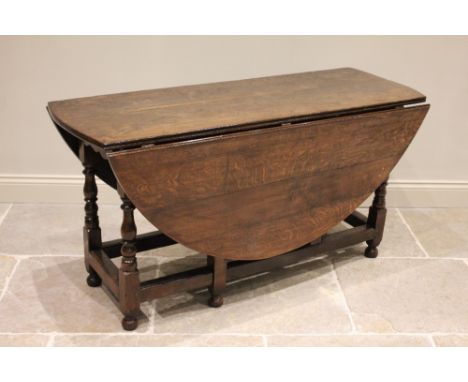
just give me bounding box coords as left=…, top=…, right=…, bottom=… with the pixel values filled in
left=47, top=68, right=429, bottom=331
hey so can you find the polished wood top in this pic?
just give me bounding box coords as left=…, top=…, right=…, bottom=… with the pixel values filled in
left=48, top=68, right=425, bottom=148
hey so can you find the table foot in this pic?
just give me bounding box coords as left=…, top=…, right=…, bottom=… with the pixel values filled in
left=364, top=246, right=379, bottom=258
left=86, top=268, right=102, bottom=287
left=122, top=316, right=138, bottom=331
left=208, top=296, right=224, bottom=308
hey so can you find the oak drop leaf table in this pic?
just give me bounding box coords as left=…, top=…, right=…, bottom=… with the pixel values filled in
left=47, top=68, right=429, bottom=331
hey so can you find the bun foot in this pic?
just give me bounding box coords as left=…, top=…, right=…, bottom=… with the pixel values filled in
left=122, top=316, right=138, bottom=331
left=208, top=296, right=224, bottom=308
left=364, top=246, right=379, bottom=258
left=86, top=272, right=102, bottom=287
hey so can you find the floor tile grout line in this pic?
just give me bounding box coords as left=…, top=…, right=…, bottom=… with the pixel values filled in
left=374, top=256, right=467, bottom=261
left=0, top=332, right=459, bottom=337
left=0, top=257, right=21, bottom=305
left=395, top=208, right=430, bottom=258
left=330, top=259, right=356, bottom=333
left=7, top=332, right=268, bottom=337
left=262, top=335, right=268, bottom=347
left=262, top=333, right=443, bottom=337
left=427, top=335, right=436, bottom=347
left=0, top=204, right=13, bottom=229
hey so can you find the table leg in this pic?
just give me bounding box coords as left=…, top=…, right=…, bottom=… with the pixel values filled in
left=79, top=144, right=102, bottom=287
left=365, top=180, right=388, bottom=258
left=118, top=185, right=141, bottom=331
left=208, top=256, right=226, bottom=307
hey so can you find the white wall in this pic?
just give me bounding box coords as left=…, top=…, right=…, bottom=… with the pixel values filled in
left=1, top=36, right=467, bottom=205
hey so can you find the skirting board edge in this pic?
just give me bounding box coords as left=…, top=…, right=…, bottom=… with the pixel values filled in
left=0, top=174, right=468, bottom=207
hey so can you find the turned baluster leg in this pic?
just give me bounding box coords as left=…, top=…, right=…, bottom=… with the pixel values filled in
left=118, top=184, right=140, bottom=331
left=207, top=255, right=227, bottom=307
left=79, top=144, right=102, bottom=287
left=364, top=180, right=388, bottom=258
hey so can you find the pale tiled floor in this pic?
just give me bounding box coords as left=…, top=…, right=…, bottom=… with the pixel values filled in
left=0, top=203, right=468, bottom=347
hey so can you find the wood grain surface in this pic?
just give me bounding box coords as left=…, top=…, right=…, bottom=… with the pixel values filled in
left=48, top=68, right=425, bottom=148
left=108, top=105, right=429, bottom=260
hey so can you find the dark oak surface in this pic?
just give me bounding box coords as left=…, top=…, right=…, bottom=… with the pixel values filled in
left=48, top=68, right=425, bottom=148
left=109, top=105, right=429, bottom=260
